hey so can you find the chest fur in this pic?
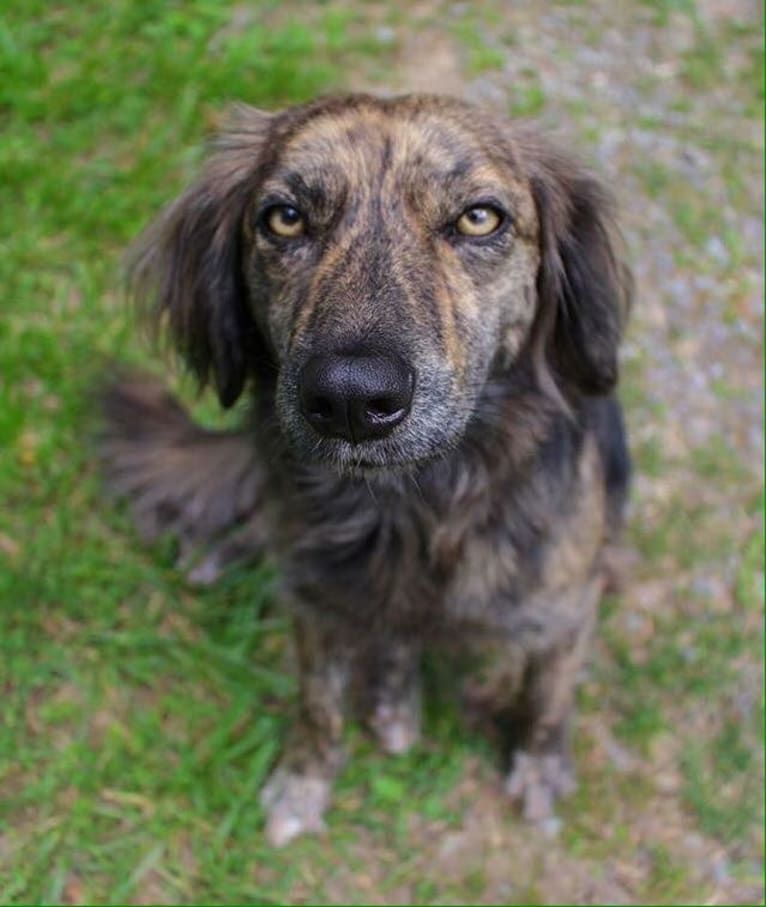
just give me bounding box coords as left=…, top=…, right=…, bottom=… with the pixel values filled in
left=268, top=430, right=605, bottom=641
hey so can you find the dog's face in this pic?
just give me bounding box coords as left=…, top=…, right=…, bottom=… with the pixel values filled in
left=249, top=100, right=541, bottom=470
left=131, top=95, right=629, bottom=473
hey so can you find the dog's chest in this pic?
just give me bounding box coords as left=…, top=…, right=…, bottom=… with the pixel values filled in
left=274, top=431, right=604, bottom=641
left=274, top=463, right=535, bottom=636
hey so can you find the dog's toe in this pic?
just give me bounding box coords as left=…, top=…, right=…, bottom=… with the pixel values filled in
left=260, top=768, right=331, bottom=847
left=368, top=700, right=421, bottom=755
left=505, top=750, right=577, bottom=823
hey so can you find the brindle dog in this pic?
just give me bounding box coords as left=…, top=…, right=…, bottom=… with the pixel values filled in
left=101, top=93, right=632, bottom=846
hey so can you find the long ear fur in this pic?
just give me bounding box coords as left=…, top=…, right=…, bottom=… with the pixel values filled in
left=526, top=140, right=633, bottom=400
left=128, top=106, right=274, bottom=408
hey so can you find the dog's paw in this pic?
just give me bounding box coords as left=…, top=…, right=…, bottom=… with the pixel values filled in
left=505, top=750, right=577, bottom=823
left=368, top=698, right=421, bottom=755
left=260, top=768, right=331, bottom=847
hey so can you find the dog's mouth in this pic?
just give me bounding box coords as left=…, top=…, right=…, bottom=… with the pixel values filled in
left=276, top=359, right=472, bottom=476
left=309, top=438, right=420, bottom=475
left=289, top=428, right=458, bottom=481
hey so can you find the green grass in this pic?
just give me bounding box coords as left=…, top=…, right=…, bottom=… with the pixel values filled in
left=451, top=19, right=507, bottom=75
left=680, top=23, right=724, bottom=91
left=2, top=1, right=764, bottom=903
left=0, top=7, right=490, bottom=898
left=0, top=2, right=404, bottom=902
left=630, top=497, right=736, bottom=568
left=643, top=844, right=691, bottom=904
left=638, top=0, right=696, bottom=28
left=682, top=714, right=764, bottom=845
left=509, top=76, right=547, bottom=118
left=690, top=434, right=752, bottom=484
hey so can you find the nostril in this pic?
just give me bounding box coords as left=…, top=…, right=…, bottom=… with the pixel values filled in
left=366, top=396, right=401, bottom=420
left=307, top=395, right=334, bottom=421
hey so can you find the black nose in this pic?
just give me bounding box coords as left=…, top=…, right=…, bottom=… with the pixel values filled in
left=299, top=353, right=415, bottom=442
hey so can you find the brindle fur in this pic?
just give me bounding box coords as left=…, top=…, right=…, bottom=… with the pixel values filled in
left=101, top=93, right=632, bottom=845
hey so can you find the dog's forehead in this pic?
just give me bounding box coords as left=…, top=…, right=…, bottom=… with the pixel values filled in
left=271, top=103, right=525, bottom=196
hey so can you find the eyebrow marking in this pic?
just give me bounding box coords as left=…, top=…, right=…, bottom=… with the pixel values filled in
left=282, top=171, right=327, bottom=208
left=446, top=159, right=472, bottom=181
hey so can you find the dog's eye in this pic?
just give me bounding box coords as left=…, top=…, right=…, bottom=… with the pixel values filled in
left=455, top=205, right=503, bottom=237
left=265, top=205, right=305, bottom=238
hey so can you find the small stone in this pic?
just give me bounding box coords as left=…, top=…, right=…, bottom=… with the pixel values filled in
left=683, top=833, right=706, bottom=852
left=539, top=815, right=563, bottom=838
left=438, top=830, right=469, bottom=860
left=654, top=771, right=682, bottom=794
left=711, top=856, right=731, bottom=884
left=604, top=739, right=638, bottom=773
left=375, top=26, right=396, bottom=45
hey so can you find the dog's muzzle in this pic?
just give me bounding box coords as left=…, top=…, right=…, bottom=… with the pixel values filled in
left=299, top=351, right=415, bottom=443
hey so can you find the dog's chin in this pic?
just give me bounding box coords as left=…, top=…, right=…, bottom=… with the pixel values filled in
left=281, top=422, right=461, bottom=480
left=299, top=439, right=434, bottom=479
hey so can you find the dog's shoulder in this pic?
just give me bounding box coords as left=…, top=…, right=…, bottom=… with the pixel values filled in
left=437, top=383, right=612, bottom=634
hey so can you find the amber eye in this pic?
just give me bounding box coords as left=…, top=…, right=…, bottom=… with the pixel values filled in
left=455, top=205, right=503, bottom=237
left=265, top=205, right=305, bottom=238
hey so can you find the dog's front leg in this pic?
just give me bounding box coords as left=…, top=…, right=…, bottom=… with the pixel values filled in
left=504, top=576, right=602, bottom=824
left=260, top=615, right=350, bottom=846
left=364, top=638, right=422, bottom=755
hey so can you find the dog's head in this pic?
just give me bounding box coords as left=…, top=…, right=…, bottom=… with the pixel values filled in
left=131, top=94, right=630, bottom=472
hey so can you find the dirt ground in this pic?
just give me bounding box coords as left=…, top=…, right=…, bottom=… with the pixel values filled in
left=319, top=1, right=764, bottom=903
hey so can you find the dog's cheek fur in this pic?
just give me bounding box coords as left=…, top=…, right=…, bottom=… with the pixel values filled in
left=458, top=238, right=541, bottom=375
left=244, top=244, right=315, bottom=368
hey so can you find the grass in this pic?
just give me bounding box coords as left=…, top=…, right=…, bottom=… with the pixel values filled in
left=638, top=0, right=696, bottom=28
left=509, top=74, right=547, bottom=118
left=451, top=20, right=507, bottom=75
left=680, top=22, right=724, bottom=92
left=2, top=0, right=764, bottom=904
left=0, top=1, right=400, bottom=902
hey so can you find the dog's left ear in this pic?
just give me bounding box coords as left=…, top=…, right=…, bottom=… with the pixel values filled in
left=128, top=106, right=275, bottom=408
left=528, top=145, right=632, bottom=398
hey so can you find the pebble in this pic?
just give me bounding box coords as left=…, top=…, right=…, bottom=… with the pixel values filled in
left=654, top=771, right=682, bottom=794
left=538, top=816, right=563, bottom=839
left=374, top=26, right=396, bottom=45
left=711, top=856, right=731, bottom=884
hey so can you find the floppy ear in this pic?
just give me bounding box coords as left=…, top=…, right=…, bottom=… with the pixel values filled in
left=128, top=106, right=274, bottom=408
left=528, top=144, right=632, bottom=399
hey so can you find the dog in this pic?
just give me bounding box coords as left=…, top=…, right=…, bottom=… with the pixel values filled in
left=100, top=93, right=632, bottom=846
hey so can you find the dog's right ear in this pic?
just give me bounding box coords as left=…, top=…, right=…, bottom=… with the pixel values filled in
left=128, top=106, right=275, bottom=408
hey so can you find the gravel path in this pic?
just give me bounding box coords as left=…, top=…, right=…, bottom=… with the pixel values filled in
left=338, top=2, right=764, bottom=902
